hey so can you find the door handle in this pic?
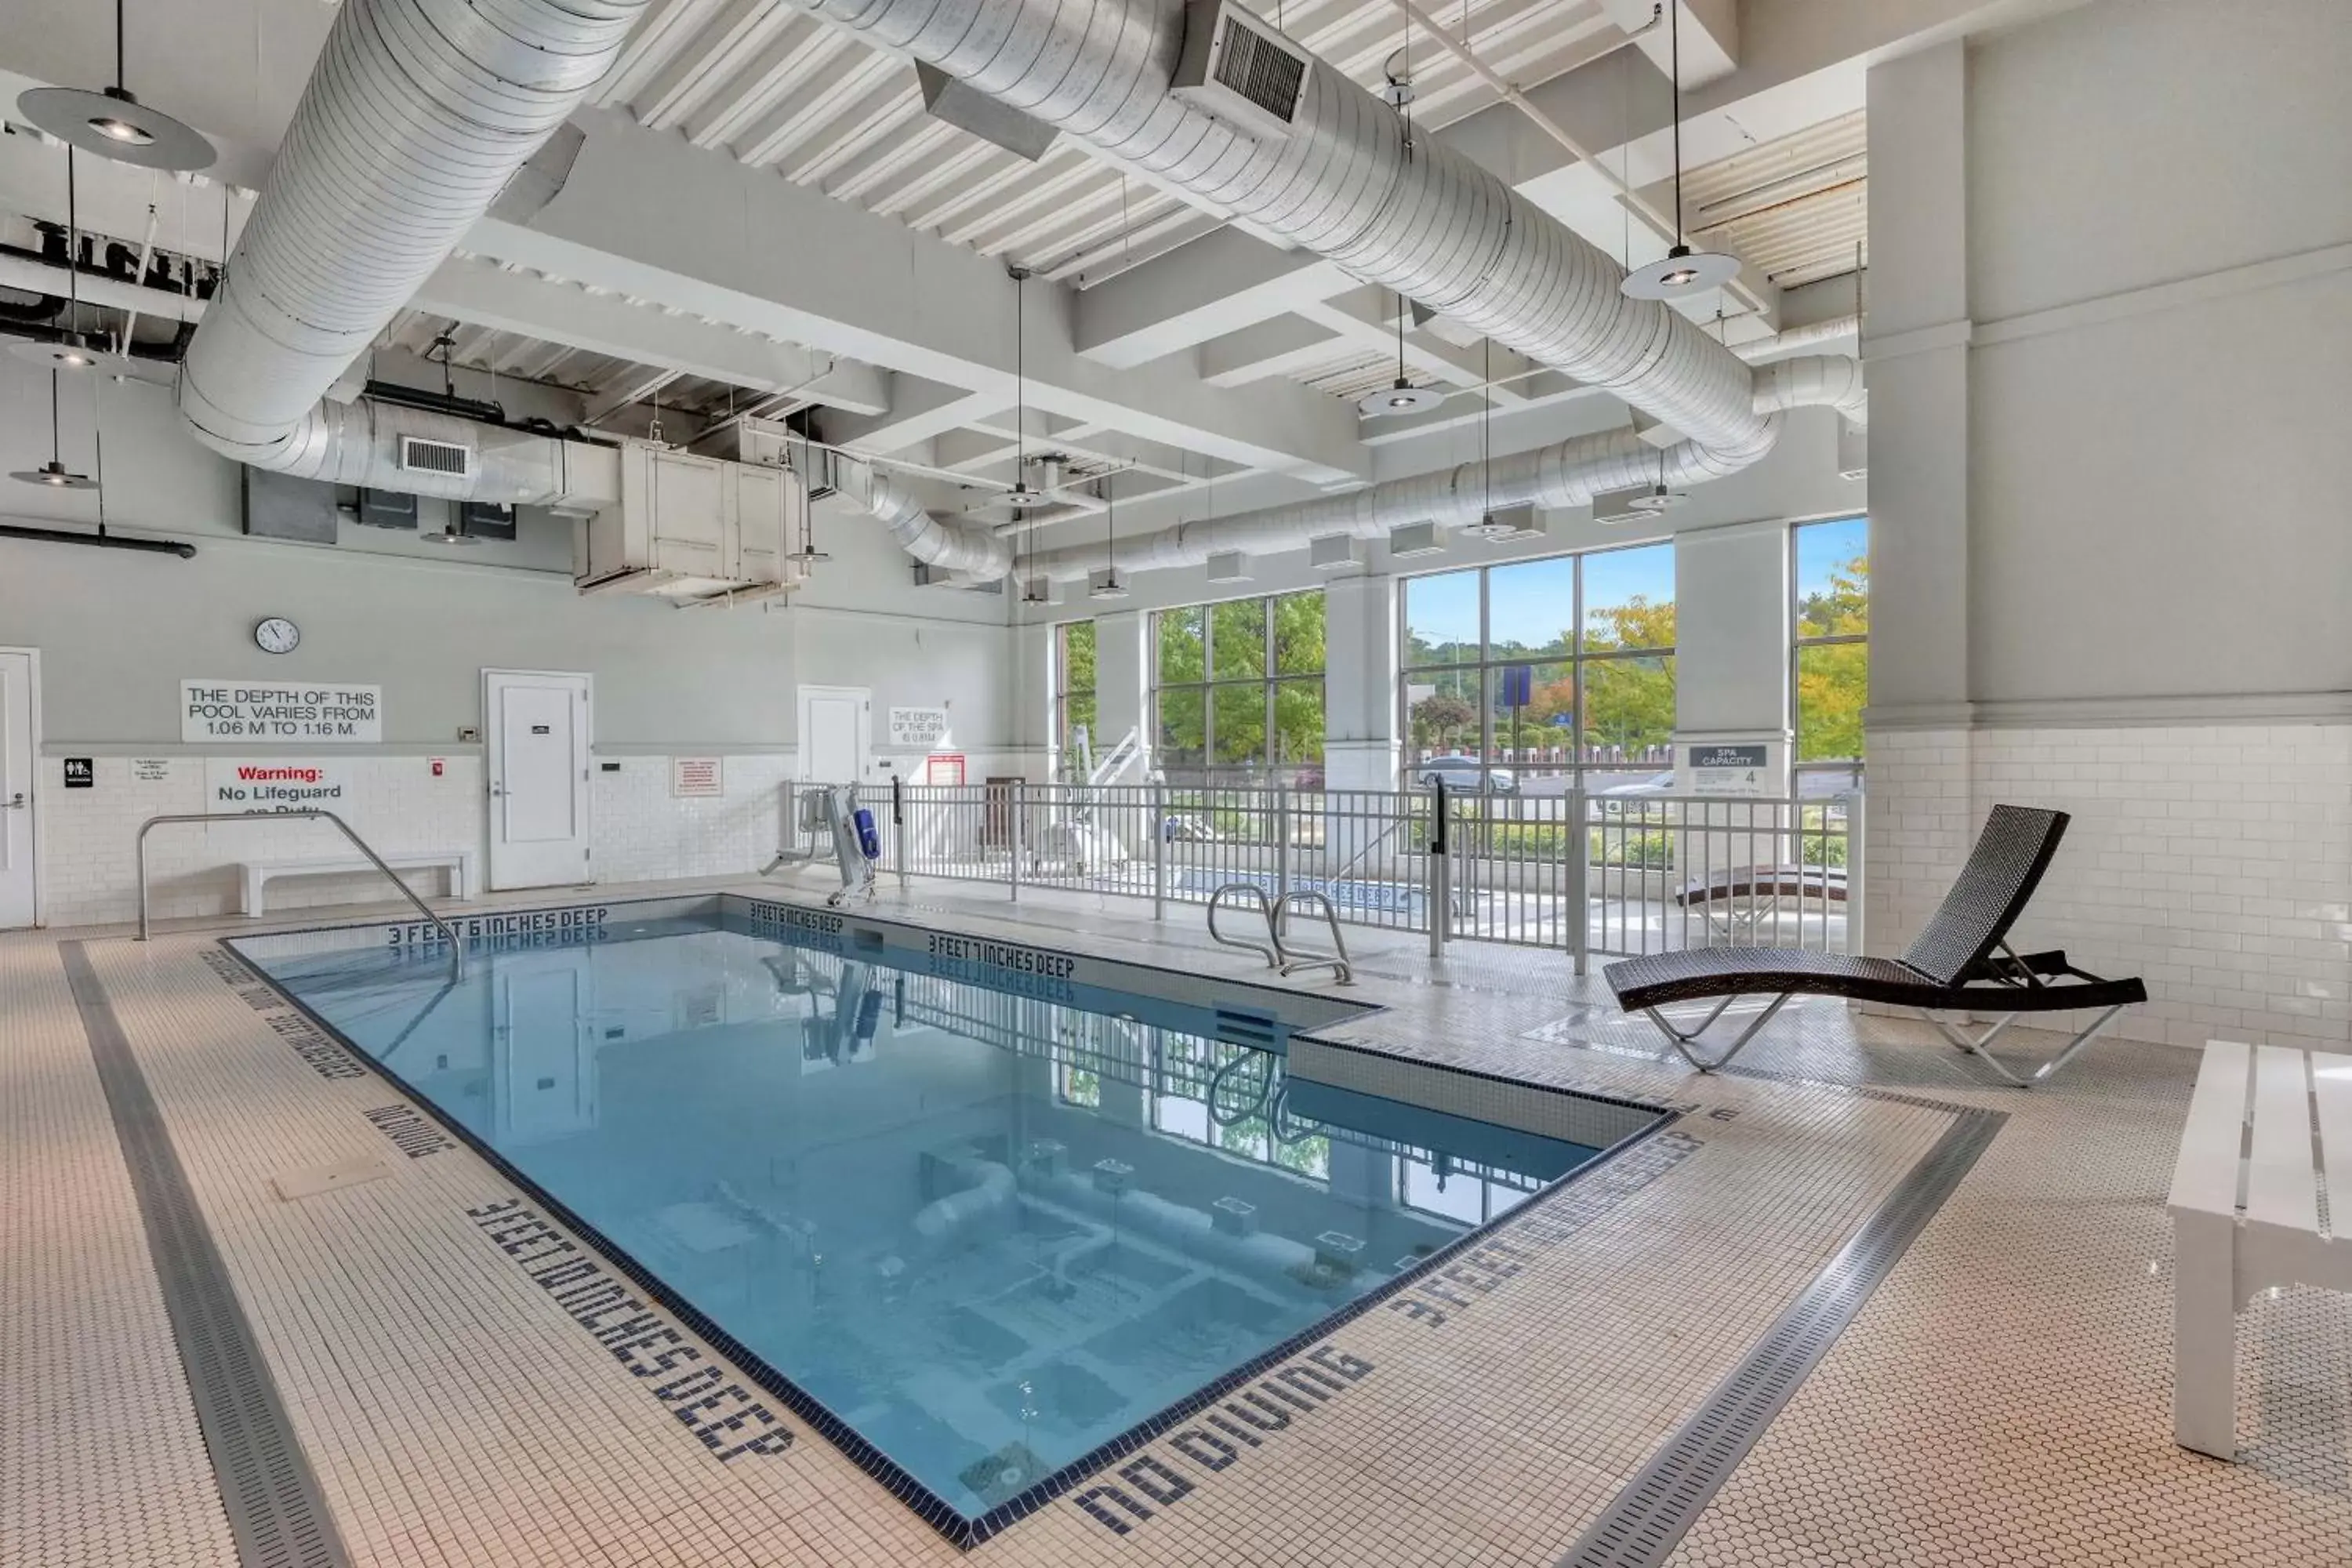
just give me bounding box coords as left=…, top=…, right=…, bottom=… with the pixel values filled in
left=490, top=783, right=508, bottom=798
left=2, top=793, right=23, bottom=809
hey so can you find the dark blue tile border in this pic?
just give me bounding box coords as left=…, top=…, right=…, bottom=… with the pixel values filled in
left=216, top=911, right=1675, bottom=1550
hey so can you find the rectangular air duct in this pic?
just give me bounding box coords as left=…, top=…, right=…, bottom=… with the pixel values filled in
left=354, top=488, right=418, bottom=530
left=1387, top=522, right=1445, bottom=558
left=244, top=469, right=339, bottom=543
left=1308, top=533, right=1360, bottom=572
left=1205, top=550, right=1251, bottom=583
left=1172, top=0, right=1311, bottom=140
left=1837, top=421, right=1867, bottom=481
left=575, top=440, right=811, bottom=604
left=459, top=500, right=518, bottom=541
left=916, top=63, right=1057, bottom=161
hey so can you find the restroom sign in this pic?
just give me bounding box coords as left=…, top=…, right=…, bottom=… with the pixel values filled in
left=183, top=681, right=382, bottom=742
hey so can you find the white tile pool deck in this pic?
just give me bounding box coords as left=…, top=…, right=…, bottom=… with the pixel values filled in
left=4, top=870, right=2347, bottom=1567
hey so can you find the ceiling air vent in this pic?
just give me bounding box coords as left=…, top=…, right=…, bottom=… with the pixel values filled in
left=398, top=435, right=473, bottom=480
left=1174, top=0, right=1311, bottom=141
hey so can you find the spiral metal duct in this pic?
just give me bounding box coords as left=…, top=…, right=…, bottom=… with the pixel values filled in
left=176, top=0, right=645, bottom=495
left=804, top=0, right=1866, bottom=575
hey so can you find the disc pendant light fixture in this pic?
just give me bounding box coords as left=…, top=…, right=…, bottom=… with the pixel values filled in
left=11, top=372, right=99, bottom=489
left=1625, top=445, right=1687, bottom=514
left=1004, top=265, right=1046, bottom=512
left=18, top=0, right=215, bottom=171
left=1359, top=289, right=1445, bottom=416
left=13, top=148, right=123, bottom=373
left=1088, top=477, right=1129, bottom=600
left=1620, top=0, right=1739, bottom=301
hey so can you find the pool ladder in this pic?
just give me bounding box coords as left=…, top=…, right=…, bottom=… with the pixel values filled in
left=1206, top=884, right=1353, bottom=985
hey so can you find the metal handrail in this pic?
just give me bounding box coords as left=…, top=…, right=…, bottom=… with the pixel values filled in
left=1207, top=882, right=1282, bottom=968
left=136, top=810, right=464, bottom=961
left=1272, top=890, right=1354, bottom=984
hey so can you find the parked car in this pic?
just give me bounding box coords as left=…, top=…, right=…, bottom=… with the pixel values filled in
left=1596, top=770, right=1677, bottom=812
left=1411, top=757, right=1517, bottom=795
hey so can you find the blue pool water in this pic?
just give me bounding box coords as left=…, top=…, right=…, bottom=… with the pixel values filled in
left=241, top=912, right=1602, bottom=1523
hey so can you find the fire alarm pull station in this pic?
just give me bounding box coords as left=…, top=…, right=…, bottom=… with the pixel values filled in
left=429, top=757, right=446, bottom=778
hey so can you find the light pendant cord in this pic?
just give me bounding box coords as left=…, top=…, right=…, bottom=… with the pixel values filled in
left=1669, top=0, right=1683, bottom=249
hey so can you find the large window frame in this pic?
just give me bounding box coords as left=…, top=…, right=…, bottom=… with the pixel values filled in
left=1395, top=543, right=1678, bottom=792
left=1051, top=619, right=1097, bottom=780
left=1789, top=517, right=1868, bottom=794
left=1149, top=590, right=1326, bottom=786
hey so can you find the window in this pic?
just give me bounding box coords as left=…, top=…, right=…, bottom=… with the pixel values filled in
left=1396, top=1152, right=1544, bottom=1225
left=1399, top=542, right=1676, bottom=791
left=1791, top=517, right=1868, bottom=795
left=1052, top=619, right=1098, bottom=779
left=1151, top=590, right=1326, bottom=786
left=1149, top=1034, right=1330, bottom=1181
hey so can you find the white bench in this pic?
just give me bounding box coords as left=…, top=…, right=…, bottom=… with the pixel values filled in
left=2169, top=1039, right=2352, bottom=1460
left=240, top=850, right=474, bottom=916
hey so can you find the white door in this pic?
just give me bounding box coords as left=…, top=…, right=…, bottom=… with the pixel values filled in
left=798, top=684, right=871, bottom=783
left=494, top=960, right=597, bottom=1143
left=485, top=670, right=592, bottom=890
left=0, top=652, right=37, bottom=929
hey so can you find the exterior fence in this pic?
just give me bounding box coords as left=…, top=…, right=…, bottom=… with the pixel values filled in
left=789, top=779, right=1861, bottom=973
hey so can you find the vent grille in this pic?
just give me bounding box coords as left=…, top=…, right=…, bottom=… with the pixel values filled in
left=1213, top=18, right=1305, bottom=124
left=399, top=436, right=471, bottom=477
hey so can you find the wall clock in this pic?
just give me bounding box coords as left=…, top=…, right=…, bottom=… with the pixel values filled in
left=254, top=617, right=301, bottom=655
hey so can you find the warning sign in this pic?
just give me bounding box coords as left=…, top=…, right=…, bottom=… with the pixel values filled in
left=888, top=706, right=951, bottom=750
left=672, top=757, right=724, bottom=798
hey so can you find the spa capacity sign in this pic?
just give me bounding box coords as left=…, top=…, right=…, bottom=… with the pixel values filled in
left=183, top=681, right=382, bottom=743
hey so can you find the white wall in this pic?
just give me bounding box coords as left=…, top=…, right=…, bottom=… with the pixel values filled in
left=1863, top=0, right=2352, bottom=1047
left=0, top=360, right=1020, bottom=925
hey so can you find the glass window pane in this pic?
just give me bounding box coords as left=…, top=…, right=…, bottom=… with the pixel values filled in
left=1156, top=687, right=1205, bottom=780
left=1156, top=606, right=1205, bottom=683
left=1399, top=1157, right=1485, bottom=1225
left=1486, top=661, right=1573, bottom=786
left=1582, top=543, right=1676, bottom=652
left=1581, top=653, right=1676, bottom=767
left=1796, top=517, right=1869, bottom=639
left=1215, top=1114, right=1270, bottom=1161
left=1058, top=619, right=1097, bottom=757
left=1272, top=679, right=1324, bottom=784
left=1795, top=641, right=1868, bottom=762
left=1156, top=1093, right=1209, bottom=1143
left=1403, top=569, right=1479, bottom=666
left=1272, top=589, right=1324, bottom=675
left=1486, top=556, right=1575, bottom=661
left=1210, top=682, right=1266, bottom=773
left=1403, top=667, right=1482, bottom=764
left=1210, top=597, right=1268, bottom=680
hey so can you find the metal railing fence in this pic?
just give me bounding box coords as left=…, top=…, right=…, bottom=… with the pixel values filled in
left=783, top=779, right=1861, bottom=971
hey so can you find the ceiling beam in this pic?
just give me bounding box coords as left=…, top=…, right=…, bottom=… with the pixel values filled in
left=464, top=109, right=1369, bottom=486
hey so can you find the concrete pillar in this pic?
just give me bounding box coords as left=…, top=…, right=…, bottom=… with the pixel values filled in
left=1322, top=573, right=1399, bottom=791
left=1672, top=520, right=1792, bottom=791
left=1091, top=608, right=1149, bottom=773
left=1861, top=39, right=1976, bottom=953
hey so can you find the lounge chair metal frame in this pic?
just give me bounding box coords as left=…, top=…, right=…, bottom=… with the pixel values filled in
left=1607, top=805, right=2147, bottom=1084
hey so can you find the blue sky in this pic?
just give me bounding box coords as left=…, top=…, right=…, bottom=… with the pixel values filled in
left=1795, top=516, right=1868, bottom=601
left=1406, top=542, right=1675, bottom=653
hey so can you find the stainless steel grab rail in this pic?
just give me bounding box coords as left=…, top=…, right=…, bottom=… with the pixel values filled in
left=136, top=811, right=464, bottom=964
left=1206, top=881, right=1353, bottom=985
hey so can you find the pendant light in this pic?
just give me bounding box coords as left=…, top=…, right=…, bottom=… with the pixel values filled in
left=13, top=148, right=122, bottom=373
left=426, top=514, right=481, bottom=547
left=1088, top=476, right=1129, bottom=600
left=17, top=0, right=215, bottom=172
left=1620, top=0, right=1740, bottom=301
left=1624, top=445, right=1686, bottom=514
left=1359, top=289, right=1445, bottom=416
left=11, top=371, right=99, bottom=489
left=1004, top=265, right=1046, bottom=512
left=1462, top=336, right=1515, bottom=539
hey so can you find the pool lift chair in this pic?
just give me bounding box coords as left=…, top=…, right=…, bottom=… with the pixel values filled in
left=761, top=783, right=879, bottom=907
left=1603, top=805, right=2147, bottom=1085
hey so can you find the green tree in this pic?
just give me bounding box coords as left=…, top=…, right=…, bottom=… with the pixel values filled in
left=1058, top=620, right=1097, bottom=767
left=1581, top=596, right=1677, bottom=758
left=1795, top=552, right=1869, bottom=761
left=1410, top=693, right=1477, bottom=751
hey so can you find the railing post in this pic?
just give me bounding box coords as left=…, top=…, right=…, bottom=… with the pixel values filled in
left=1426, top=779, right=1447, bottom=960
left=1151, top=782, right=1167, bottom=920
left=891, top=773, right=909, bottom=891
left=1842, top=788, right=1867, bottom=956
left=1009, top=781, right=1024, bottom=903
left=1274, top=786, right=1290, bottom=938
left=1569, top=779, right=1589, bottom=977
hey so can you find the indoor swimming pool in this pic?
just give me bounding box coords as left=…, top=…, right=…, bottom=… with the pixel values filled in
left=230, top=899, right=1637, bottom=1530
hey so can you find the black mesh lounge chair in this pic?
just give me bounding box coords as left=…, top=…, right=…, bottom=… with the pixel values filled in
left=1604, top=804, right=2147, bottom=1084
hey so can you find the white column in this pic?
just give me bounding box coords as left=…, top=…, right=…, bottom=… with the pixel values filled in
left=1863, top=40, right=1977, bottom=955
left=1321, top=573, right=1399, bottom=791
left=1092, top=608, right=1149, bottom=772
left=1672, top=520, right=1792, bottom=792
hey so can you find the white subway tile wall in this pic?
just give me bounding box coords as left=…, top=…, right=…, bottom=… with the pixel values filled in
left=1865, top=724, right=2352, bottom=1048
